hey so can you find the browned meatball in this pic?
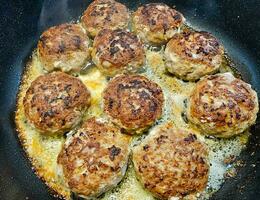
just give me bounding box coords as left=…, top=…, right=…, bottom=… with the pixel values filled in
left=37, top=24, right=90, bottom=73
left=57, top=117, right=130, bottom=198
left=23, top=72, right=91, bottom=135
left=187, top=72, right=259, bottom=138
left=92, top=29, right=145, bottom=76
left=132, top=3, right=185, bottom=44
left=81, top=0, right=130, bottom=37
left=103, top=74, right=164, bottom=134
left=133, top=123, right=209, bottom=199
left=165, top=31, right=224, bottom=81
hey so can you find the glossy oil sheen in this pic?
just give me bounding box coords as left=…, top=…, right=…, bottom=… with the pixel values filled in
left=0, top=0, right=260, bottom=199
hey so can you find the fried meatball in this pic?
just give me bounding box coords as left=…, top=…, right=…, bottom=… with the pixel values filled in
left=92, top=29, right=145, bottom=76
left=132, top=3, right=185, bottom=45
left=23, top=72, right=91, bottom=135
left=187, top=73, right=259, bottom=138
left=37, top=23, right=90, bottom=73
left=103, top=74, right=164, bottom=134
left=81, top=0, right=130, bottom=37
left=57, top=117, right=130, bottom=198
left=132, top=123, right=209, bottom=199
left=165, top=31, right=224, bottom=81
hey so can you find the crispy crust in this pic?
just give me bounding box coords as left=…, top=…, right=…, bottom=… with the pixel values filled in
left=132, top=3, right=185, bottom=44
left=103, top=74, right=164, bottom=134
left=187, top=73, right=259, bottom=138
left=15, top=59, right=71, bottom=199
left=37, top=23, right=90, bottom=72
left=165, top=31, right=224, bottom=81
left=81, top=0, right=130, bottom=37
left=92, top=29, right=145, bottom=76
left=23, top=72, right=91, bottom=135
left=133, top=123, right=209, bottom=199
left=57, top=117, right=130, bottom=198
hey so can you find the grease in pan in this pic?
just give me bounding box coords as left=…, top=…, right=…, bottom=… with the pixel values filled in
left=15, top=0, right=258, bottom=199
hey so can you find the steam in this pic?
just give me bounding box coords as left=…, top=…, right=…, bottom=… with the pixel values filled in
left=37, top=0, right=71, bottom=33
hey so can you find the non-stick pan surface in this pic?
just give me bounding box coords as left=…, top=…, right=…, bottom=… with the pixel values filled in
left=0, top=0, right=260, bottom=199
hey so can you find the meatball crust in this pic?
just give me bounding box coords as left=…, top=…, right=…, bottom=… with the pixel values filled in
left=92, top=29, right=145, bottom=76
left=187, top=73, right=259, bottom=138
left=103, top=74, right=164, bottom=134
left=57, top=117, right=130, bottom=198
left=132, top=3, right=185, bottom=44
left=38, top=24, right=90, bottom=73
left=165, top=31, right=224, bottom=81
left=132, top=123, right=209, bottom=199
left=23, top=72, right=91, bottom=135
left=81, top=0, right=130, bottom=37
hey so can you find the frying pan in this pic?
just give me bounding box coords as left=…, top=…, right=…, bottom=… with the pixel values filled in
left=0, top=0, right=259, bottom=199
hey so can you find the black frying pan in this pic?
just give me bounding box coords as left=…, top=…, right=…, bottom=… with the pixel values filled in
left=0, top=0, right=260, bottom=199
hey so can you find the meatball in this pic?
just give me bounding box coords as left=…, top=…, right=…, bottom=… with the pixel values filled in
left=132, top=3, right=185, bottom=45
left=132, top=123, right=209, bottom=199
left=165, top=31, right=224, bottom=81
left=103, top=74, right=164, bottom=134
left=92, top=29, right=145, bottom=76
left=81, top=0, right=130, bottom=37
left=23, top=72, right=91, bottom=135
left=57, top=117, right=130, bottom=198
left=187, top=72, right=259, bottom=138
left=37, top=24, right=90, bottom=73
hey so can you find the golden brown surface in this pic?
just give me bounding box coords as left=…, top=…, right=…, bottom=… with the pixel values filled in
left=132, top=3, right=185, bottom=44
left=23, top=72, right=91, bottom=135
left=15, top=1, right=259, bottom=199
left=92, top=29, right=145, bottom=76
left=38, top=23, right=90, bottom=72
left=57, top=117, right=130, bottom=198
left=16, top=44, right=255, bottom=200
left=165, top=31, right=224, bottom=80
left=103, top=74, right=164, bottom=134
left=133, top=123, right=209, bottom=199
left=187, top=72, right=259, bottom=138
left=81, top=0, right=130, bottom=37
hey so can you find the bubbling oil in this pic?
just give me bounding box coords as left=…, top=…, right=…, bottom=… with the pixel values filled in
left=15, top=25, right=250, bottom=200
left=100, top=47, right=250, bottom=200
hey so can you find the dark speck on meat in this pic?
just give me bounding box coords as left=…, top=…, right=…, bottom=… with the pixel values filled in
left=64, top=84, right=72, bottom=92
left=43, top=110, right=55, bottom=118
left=139, top=90, right=150, bottom=99
left=108, top=145, right=121, bottom=161
left=150, top=19, right=156, bottom=25
left=163, top=23, right=168, bottom=32
left=40, top=35, right=48, bottom=47
left=156, top=135, right=168, bottom=144
left=143, top=145, right=149, bottom=151
left=173, top=14, right=181, bottom=20
left=109, top=37, right=117, bottom=45
left=58, top=42, right=66, bottom=53
left=184, top=133, right=197, bottom=143
left=63, top=96, right=71, bottom=107
left=72, top=35, right=81, bottom=49
left=130, top=79, right=142, bottom=87
left=110, top=46, right=120, bottom=55
left=149, top=102, right=158, bottom=112
left=108, top=98, right=114, bottom=109
left=61, top=119, right=66, bottom=126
